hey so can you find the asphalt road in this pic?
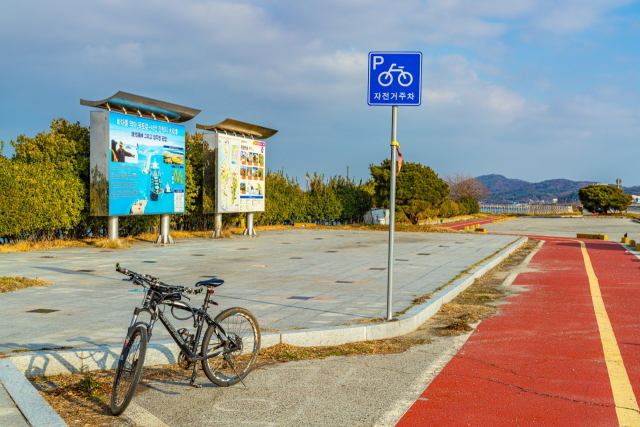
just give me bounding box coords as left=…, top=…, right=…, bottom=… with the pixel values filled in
left=129, top=333, right=469, bottom=427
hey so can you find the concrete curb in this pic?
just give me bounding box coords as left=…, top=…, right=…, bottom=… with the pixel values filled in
left=8, top=236, right=527, bottom=379
left=0, top=358, right=67, bottom=426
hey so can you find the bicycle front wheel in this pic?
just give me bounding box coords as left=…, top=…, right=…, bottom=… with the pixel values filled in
left=378, top=71, right=393, bottom=86
left=201, top=307, right=261, bottom=386
left=110, top=325, right=147, bottom=415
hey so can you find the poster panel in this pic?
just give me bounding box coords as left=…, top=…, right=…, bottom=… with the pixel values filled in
left=216, top=133, right=265, bottom=213
left=107, top=112, right=186, bottom=215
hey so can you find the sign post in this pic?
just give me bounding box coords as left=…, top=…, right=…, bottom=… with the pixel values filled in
left=368, top=51, right=422, bottom=321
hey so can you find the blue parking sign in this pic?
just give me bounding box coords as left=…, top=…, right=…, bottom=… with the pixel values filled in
left=368, top=52, right=422, bottom=106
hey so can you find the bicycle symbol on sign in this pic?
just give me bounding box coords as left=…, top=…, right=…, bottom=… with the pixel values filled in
left=378, top=63, right=413, bottom=87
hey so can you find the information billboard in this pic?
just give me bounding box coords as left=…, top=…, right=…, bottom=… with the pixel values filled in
left=202, top=132, right=265, bottom=213
left=90, top=111, right=186, bottom=216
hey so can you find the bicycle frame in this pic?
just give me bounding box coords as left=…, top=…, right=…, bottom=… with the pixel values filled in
left=126, top=290, right=237, bottom=363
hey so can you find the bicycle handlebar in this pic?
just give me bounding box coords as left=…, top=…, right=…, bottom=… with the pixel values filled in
left=115, top=263, right=202, bottom=295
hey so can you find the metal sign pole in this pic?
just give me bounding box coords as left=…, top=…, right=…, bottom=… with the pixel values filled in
left=387, top=105, right=398, bottom=321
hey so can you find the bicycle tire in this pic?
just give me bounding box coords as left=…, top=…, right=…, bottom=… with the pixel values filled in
left=398, top=71, right=413, bottom=86
left=110, top=325, right=147, bottom=415
left=378, top=71, right=393, bottom=86
left=201, top=307, right=261, bottom=386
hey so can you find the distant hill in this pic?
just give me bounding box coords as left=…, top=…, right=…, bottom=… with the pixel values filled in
left=476, top=174, right=639, bottom=204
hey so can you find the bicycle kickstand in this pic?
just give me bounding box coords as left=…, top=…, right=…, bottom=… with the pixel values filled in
left=226, top=355, right=249, bottom=390
left=189, top=361, right=201, bottom=388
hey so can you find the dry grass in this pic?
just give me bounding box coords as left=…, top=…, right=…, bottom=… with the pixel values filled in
left=31, top=368, right=180, bottom=427
left=0, top=277, right=53, bottom=293
left=92, top=239, right=132, bottom=250
left=258, top=339, right=431, bottom=362
left=0, top=222, right=464, bottom=254
left=0, top=240, right=91, bottom=253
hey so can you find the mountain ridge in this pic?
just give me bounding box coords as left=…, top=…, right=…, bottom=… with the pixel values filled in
left=476, top=174, right=640, bottom=204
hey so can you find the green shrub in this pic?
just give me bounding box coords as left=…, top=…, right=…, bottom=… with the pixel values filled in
left=438, top=199, right=460, bottom=218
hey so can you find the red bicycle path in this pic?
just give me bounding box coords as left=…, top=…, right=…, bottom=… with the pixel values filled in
left=437, top=217, right=504, bottom=230
left=396, top=236, right=640, bottom=426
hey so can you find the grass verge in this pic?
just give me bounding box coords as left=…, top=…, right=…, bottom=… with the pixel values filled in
left=0, top=277, right=53, bottom=293
left=0, top=222, right=464, bottom=253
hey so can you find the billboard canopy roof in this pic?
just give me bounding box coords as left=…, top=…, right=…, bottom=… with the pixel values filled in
left=80, top=91, right=200, bottom=123
left=196, top=119, right=278, bottom=139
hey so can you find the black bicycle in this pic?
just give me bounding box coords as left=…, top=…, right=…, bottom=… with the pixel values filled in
left=110, top=264, right=261, bottom=415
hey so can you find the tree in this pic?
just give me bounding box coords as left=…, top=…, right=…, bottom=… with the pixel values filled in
left=458, top=197, right=480, bottom=215
left=445, top=173, right=490, bottom=202
left=438, top=198, right=460, bottom=218
left=0, top=157, right=84, bottom=240
left=369, top=159, right=449, bottom=224
left=578, top=185, right=632, bottom=214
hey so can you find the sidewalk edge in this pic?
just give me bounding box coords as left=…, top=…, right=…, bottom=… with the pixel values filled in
left=0, top=358, right=67, bottom=426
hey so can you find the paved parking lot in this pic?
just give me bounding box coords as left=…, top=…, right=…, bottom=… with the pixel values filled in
left=0, top=229, right=518, bottom=353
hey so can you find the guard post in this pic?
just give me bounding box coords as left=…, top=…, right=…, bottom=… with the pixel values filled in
left=368, top=52, right=422, bottom=320
left=197, top=120, right=277, bottom=238
left=81, top=91, right=200, bottom=243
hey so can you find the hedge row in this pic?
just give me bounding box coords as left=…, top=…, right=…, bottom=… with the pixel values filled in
left=0, top=118, right=477, bottom=242
left=0, top=119, right=373, bottom=242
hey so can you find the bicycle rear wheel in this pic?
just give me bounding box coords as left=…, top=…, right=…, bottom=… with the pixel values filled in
left=201, top=307, right=260, bottom=386
left=110, top=325, right=147, bottom=415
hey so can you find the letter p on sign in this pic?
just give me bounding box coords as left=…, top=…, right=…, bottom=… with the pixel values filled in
left=372, top=56, right=384, bottom=70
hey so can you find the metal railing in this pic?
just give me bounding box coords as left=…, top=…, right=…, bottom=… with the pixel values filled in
left=480, top=204, right=574, bottom=214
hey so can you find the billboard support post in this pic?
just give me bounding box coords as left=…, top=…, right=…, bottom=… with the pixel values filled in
left=212, top=213, right=223, bottom=238
left=155, top=214, right=174, bottom=244
left=243, top=212, right=257, bottom=237
left=107, top=216, right=119, bottom=241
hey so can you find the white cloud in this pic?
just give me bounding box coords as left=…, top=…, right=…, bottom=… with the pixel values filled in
left=83, top=43, right=144, bottom=68
left=0, top=0, right=639, bottom=185
left=532, top=0, right=634, bottom=33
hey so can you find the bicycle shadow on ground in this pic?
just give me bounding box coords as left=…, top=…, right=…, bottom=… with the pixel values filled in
left=8, top=339, right=180, bottom=379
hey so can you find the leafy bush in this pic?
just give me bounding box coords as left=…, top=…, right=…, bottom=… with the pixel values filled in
left=0, top=158, right=84, bottom=241
left=458, top=197, right=480, bottom=215
left=438, top=199, right=460, bottom=218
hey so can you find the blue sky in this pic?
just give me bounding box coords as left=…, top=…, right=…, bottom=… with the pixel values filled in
left=1, top=0, right=639, bottom=185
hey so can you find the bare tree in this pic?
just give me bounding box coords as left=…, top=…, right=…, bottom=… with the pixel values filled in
left=445, top=173, right=490, bottom=202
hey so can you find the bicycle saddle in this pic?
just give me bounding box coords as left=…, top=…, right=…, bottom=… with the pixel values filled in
left=195, top=278, right=224, bottom=287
